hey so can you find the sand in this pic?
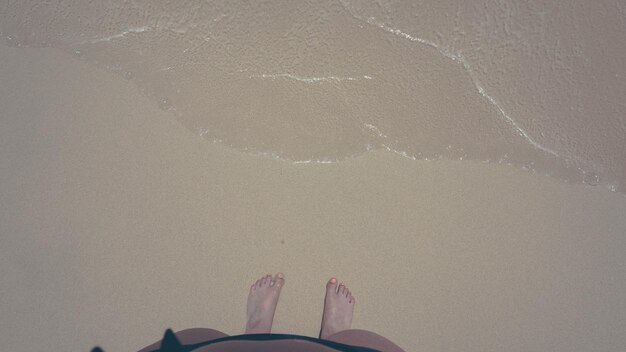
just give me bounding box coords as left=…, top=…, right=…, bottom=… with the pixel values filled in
left=3, top=0, right=625, bottom=190
left=1, top=45, right=626, bottom=352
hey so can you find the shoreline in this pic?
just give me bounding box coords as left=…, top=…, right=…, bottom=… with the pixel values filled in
left=1, top=44, right=625, bottom=352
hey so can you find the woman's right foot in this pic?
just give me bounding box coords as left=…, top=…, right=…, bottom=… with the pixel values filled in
left=319, top=278, right=355, bottom=339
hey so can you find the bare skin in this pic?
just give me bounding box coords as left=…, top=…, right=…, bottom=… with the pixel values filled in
left=141, top=274, right=405, bottom=352
left=319, top=278, right=356, bottom=339
left=244, top=274, right=355, bottom=339
left=245, top=273, right=285, bottom=334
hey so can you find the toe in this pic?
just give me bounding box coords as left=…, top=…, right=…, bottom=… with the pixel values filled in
left=339, top=284, right=345, bottom=295
left=326, top=278, right=337, bottom=293
left=271, top=272, right=285, bottom=289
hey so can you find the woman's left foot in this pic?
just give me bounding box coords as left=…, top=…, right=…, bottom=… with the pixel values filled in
left=245, top=273, right=285, bottom=334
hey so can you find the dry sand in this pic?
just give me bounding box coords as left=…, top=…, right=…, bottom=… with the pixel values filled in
left=1, top=45, right=626, bottom=352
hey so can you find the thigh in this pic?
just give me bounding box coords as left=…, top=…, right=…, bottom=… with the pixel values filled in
left=190, top=339, right=338, bottom=352
left=325, top=329, right=405, bottom=352
left=137, top=328, right=229, bottom=352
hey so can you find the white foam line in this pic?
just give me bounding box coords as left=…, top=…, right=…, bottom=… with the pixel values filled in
left=364, top=123, right=388, bottom=138
left=342, top=8, right=560, bottom=158
left=382, top=144, right=418, bottom=161
left=471, top=77, right=558, bottom=156
left=79, top=26, right=151, bottom=44
left=292, top=159, right=336, bottom=164
left=254, top=150, right=340, bottom=164
left=250, top=73, right=371, bottom=84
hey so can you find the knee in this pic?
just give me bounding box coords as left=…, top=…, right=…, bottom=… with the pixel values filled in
left=325, top=329, right=405, bottom=352
left=174, top=328, right=229, bottom=344
left=326, top=328, right=379, bottom=341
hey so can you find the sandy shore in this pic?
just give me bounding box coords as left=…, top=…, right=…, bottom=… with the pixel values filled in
left=1, top=45, right=625, bottom=352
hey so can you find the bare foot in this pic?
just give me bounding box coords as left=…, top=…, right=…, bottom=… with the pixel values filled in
left=319, top=278, right=355, bottom=339
left=245, top=273, right=285, bottom=334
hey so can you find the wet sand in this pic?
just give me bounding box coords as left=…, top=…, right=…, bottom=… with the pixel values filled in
left=1, top=45, right=626, bottom=352
left=3, top=0, right=625, bottom=191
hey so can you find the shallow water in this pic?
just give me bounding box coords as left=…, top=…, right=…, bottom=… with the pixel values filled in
left=2, top=18, right=626, bottom=352
left=2, top=0, right=624, bottom=191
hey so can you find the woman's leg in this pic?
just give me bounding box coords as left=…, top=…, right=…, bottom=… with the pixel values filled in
left=325, top=329, right=405, bottom=352
left=137, top=328, right=229, bottom=352
left=245, top=273, right=285, bottom=334
left=320, top=278, right=405, bottom=352
left=137, top=272, right=285, bottom=352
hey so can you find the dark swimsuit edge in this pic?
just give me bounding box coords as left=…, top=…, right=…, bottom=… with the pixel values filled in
left=148, top=333, right=381, bottom=352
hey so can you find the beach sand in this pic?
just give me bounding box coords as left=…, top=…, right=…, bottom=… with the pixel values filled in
left=1, top=45, right=625, bottom=352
